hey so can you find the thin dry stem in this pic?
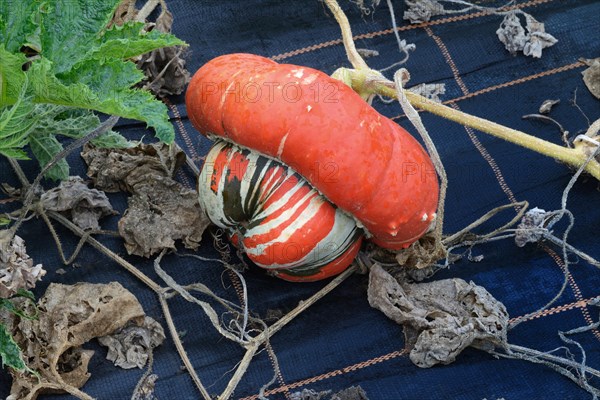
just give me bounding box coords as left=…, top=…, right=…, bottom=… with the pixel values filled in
left=159, top=295, right=212, bottom=400
left=47, top=211, right=162, bottom=293
left=218, top=344, right=259, bottom=400
left=253, top=264, right=357, bottom=345
left=218, top=265, right=357, bottom=399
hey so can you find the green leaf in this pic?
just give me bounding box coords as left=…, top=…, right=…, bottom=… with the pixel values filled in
left=0, top=1, right=43, bottom=53
left=89, top=22, right=185, bottom=61
left=0, top=75, right=36, bottom=159
left=0, top=148, right=29, bottom=160
left=59, top=58, right=145, bottom=97
left=0, top=216, right=10, bottom=226
left=0, top=323, right=27, bottom=371
left=26, top=58, right=174, bottom=143
left=0, top=45, right=28, bottom=106
left=41, top=0, right=121, bottom=74
left=33, top=104, right=102, bottom=138
left=29, top=131, right=69, bottom=180
left=0, top=0, right=183, bottom=165
left=33, top=105, right=133, bottom=147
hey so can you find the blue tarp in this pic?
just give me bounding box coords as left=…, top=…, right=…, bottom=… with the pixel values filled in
left=1, top=0, right=599, bottom=399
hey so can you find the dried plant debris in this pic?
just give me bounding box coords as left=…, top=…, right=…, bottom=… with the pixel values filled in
left=291, top=389, right=331, bottom=400
left=131, top=374, right=159, bottom=400
left=5, top=282, right=149, bottom=400
left=395, top=233, right=447, bottom=271
left=0, top=236, right=45, bottom=299
left=82, top=142, right=185, bottom=193
left=514, top=207, right=548, bottom=247
left=137, top=4, right=191, bottom=97
left=290, top=386, right=369, bottom=400
left=368, top=265, right=508, bottom=368
left=402, top=2, right=557, bottom=58
left=539, top=99, right=560, bottom=114
left=408, top=83, right=446, bottom=103
left=356, top=48, right=380, bottom=58
left=99, top=316, right=165, bottom=369
left=118, top=166, right=209, bottom=257
left=403, top=0, right=445, bottom=24
left=40, top=176, right=117, bottom=231
left=581, top=57, right=600, bottom=99
left=82, top=143, right=210, bottom=257
left=496, top=13, right=557, bottom=58
left=331, top=386, right=370, bottom=400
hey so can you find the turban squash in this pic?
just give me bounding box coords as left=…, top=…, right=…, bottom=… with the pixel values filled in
left=186, top=53, right=439, bottom=281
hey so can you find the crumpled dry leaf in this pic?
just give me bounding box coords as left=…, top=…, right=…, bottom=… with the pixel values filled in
left=82, top=143, right=210, bottom=257
left=40, top=176, right=117, bottom=231
left=7, top=282, right=146, bottom=400
left=82, top=142, right=185, bottom=193
left=0, top=235, right=45, bottom=298
left=581, top=57, right=600, bottom=99
left=522, top=15, right=558, bottom=58
left=99, top=316, right=165, bottom=369
left=290, top=386, right=369, bottom=400
left=496, top=13, right=528, bottom=55
left=514, top=207, right=547, bottom=247
left=136, top=4, right=191, bottom=97
left=368, top=265, right=508, bottom=368
left=403, top=0, right=445, bottom=24
left=496, top=12, right=557, bottom=58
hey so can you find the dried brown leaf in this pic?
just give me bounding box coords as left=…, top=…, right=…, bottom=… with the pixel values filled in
left=40, top=176, right=117, bottom=231
left=581, top=57, right=600, bottom=99
left=81, top=142, right=185, bottom=193
left=137, top=44, right=191, bottom=97
left=155, top=6, right=174, bottom=32
left=99, top=316, right=165, bottom=369
left=0, top=235, right=45, bottom=298
left=368, top=265, right=508, bottom=368
left=82, top=143, right=210, bottom=257
left=137, top=3, right=191, bottom=97
left=7, top=282, right=146, bottom=400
